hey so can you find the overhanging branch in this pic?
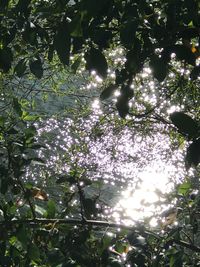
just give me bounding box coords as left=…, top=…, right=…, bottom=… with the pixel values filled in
left=1, top=218, right=200, bottom=253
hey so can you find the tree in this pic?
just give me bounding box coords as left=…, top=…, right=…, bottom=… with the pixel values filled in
left=0, top=0, right=200, bottom=266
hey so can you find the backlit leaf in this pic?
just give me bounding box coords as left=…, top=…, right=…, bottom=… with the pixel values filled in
left=31, top=187, right=48, bottom=201
left=178, top=181, right=191, bottom=195
left=46, top=199, right=56, bottom=218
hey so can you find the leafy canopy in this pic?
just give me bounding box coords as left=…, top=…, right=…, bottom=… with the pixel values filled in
left=0, top=0, right=200, bottom=266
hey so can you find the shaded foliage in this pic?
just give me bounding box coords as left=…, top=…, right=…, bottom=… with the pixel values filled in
left=0, top=0, right=200, bottom=266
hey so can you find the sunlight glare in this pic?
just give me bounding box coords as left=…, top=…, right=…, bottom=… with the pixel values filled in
left=114, top=166, right=175, bottom=226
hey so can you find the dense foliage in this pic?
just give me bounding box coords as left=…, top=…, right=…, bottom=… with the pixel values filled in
left=0, top=0, right=200, bottom=266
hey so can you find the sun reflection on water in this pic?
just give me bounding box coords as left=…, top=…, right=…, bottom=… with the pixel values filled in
left=113, top=162, right=182, bottom=227
left=28, top=47, right=188, bottom=228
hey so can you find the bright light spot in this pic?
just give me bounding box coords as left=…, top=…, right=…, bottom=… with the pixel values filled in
left=110, top=73, right=116, bottom=79
left=169, top=72, right=175, bottom=78
left=196, top=58, right=200, bottom=66
left=149, top=217, right=158, bottom=227
left=167, top=105, right=181, bottom=114
left=91, top=99, right=102, bottom=115
left=114, top=90, right=121, bottom=97
left=171, top=53, right=176, bottom=58
left=114, top=166, right=174, bottom=225
left=141, top=72, right=149, bottom=78
left=95, top=76, right=103, bottom=83
left=87, top=84, right=92, bottom=89
left=91, top=70, right=96, bottom=76
left=143, top=67, right=152, bottom=74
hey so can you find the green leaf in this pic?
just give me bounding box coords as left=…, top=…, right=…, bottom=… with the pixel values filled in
left=173, top=45, right=196, bottom=66
left=185, top=138, right=200, bottom=169
left=116, top=95, right=129, bottom=118
left=35, top=204, right=46, bottom=216
left=29, top=57, right=43, bottom=78
left=71, top=56, right=82, bottom=73
left=54, top=22, right=71, bottom=65
left=69, top=14, right=83, bottom=37
left=83, top=198, right=97, bottom=218
left=0, top=47, right=13, bottom=72
left=46, top=200, right=56, bottom=218
left=15, top=0, right=31, bottom=15
left=170, top=112, right=199, bottom=138
left=56, top=175, right=76, bottom=184
left=28, top=243, right=40, bottom=261
left=178, top=27, right=200, bottom=39
left=25, top=125, right=37, bottom=138
left=31, top=158, right=45, bottom=166
left=125, top=47, right=142, bottom=74
left=83, top=0, right=108, bottom=16
left=0, top=0, right=9, bottom=10
left=190, top=66, right=200, bottom=80
left=109, top=257, right=122, bottom=267
left=16, top=226, right=29, bottom=249
left=23, top=114, right=39, bottom=121
left=13, top=98, right=23, bottom=117
left=149, top=55, right=168, bottom=82
left=22, top=26, right=37, bottom=46
left=85, top=47, right=108, bottom=78
left=115, top=68, right=131, bottom=85
left=100, top=84, right=116, bottom=100
left=89, top=28, right=112, bottom=49
left=178, top=181, right=191, bottom=195
left=48, top=248, right=63, bottom=265
left=14, top=59, right=27, bottom=77
left=169, top=252, right=183, bottom=267
left=121, top=85, right=134, bottom=99
left=0, top=178, right=8, bottom=194
left=120, top=20, right=138, bottom=48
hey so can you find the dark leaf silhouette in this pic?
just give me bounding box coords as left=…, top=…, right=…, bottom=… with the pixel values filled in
left=54, top=22, right=71, bottom=65
left=150, top=55, right=168, bottom=82
left=89, top=28, right=112, bottom=49
left=190, top=66, right=200, bottom=80
left=13, top=98, right=22, bottom=117
left=172, top=45, right=196, bottom=66
left=14, top=59, right=27, bottom=77
left=185, top=138, right=200, bottom=169
left=85, top=47, right=108, bottom=78
left=116, top=95, right=129, bottom=118
left=100, top=84, right=116, bottom=100
left=125, top=47, right=142, bottom=75
left=170, top=112, right=199, bottom=138
left=0, top=47, right=13, bottom=72
left=29, top=57, right=43, bottom=78
left=120, top=20, right=138, bottom=48
left=83, top=198, right=97, bottom=218
left=83, top=0, right=109, bottom=16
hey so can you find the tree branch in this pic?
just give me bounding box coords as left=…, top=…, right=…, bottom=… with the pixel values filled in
left=173, top=239, right=200, bottom=253
left=1, top=218, right=200, bottom=253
